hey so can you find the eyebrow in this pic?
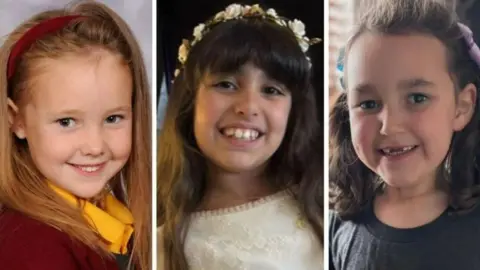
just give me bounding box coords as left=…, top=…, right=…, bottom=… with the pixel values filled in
left=106, top=105, right=132, bottom=114
left=398, top=78, right=435, bottom=90
left=52, top=106, right=132, bottom=116
left=351, top=83, right=375, bottom=94
left=52, top=109, right=83, bottom=116
left=351, top=78, right=435, bottom=94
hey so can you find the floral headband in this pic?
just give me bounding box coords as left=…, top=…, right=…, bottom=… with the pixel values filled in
left=174, top=3, right=321, bottom=77
left=335, top=23, right=480, bottom=92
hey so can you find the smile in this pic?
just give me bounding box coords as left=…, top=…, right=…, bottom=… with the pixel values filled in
left=69, top=163, right=107, bottom=175
left=220, top=127, right=262, bottom=141
left=380, top=145, right=418, bottom=156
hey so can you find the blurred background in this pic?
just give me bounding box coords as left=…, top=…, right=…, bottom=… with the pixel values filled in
left=0, top=0, right=153, bottom=87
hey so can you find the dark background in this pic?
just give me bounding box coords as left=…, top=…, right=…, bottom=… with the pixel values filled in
left=157, top=0, right=324, bottom=109
left=460, top=0, right=480, bottom=43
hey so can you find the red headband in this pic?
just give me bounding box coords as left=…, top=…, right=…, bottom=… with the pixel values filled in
left=7, top=15, right=84, bottom=80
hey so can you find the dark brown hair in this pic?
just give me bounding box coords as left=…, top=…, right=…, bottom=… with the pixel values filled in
left=158, top=12, right=323, bottom=270
left=330, top=0, right=480, bottom=219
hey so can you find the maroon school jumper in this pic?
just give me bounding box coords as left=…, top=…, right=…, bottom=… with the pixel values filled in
left=0, top=208, right=119, bottom=270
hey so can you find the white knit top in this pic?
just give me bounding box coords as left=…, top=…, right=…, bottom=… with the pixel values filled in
left=158, top=190, right=323, bottom=270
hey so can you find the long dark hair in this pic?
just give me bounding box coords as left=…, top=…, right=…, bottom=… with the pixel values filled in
left=158, top=13, right=323, bottom=270
left=330, top=0, right=480, bottom=219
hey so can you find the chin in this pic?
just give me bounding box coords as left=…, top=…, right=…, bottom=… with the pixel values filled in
left=218, top=161, right=263, bottom=174
left=67, top=183, right=110, bottom=199
left=72, top=190, right=104, bottom=199
left=381, top=176, right=419, bottom=190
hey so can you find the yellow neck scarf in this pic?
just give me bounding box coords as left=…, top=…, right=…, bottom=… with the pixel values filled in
left=50, top=184, right=134, bottom=254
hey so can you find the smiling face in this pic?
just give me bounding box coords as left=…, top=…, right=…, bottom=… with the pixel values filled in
left=193, top=63, right=292, bottom=175
left=10, top=50, right=133, bottom=199
left=346, top=32, right=475, bottom=190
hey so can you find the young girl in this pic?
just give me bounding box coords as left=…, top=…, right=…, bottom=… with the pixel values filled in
left=330, top=0, right=480, bottom=269
left=0, top=2, right=151, bottom=270
left=157, top=3, right=323, bottom=270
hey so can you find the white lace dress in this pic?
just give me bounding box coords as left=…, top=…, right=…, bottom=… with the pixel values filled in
left=158, top=190, right=323, bottom=270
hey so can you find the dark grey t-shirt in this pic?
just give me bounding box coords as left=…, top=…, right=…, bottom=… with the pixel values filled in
left=330, top=203, right=480, bottom=270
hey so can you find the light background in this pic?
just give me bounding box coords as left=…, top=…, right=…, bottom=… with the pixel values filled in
left=0, top=0, right=153, bottom=84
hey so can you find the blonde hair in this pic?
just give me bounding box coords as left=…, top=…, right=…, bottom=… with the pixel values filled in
left=0, top=2, right=151, bottom=269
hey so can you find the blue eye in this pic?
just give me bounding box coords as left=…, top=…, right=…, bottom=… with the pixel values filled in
left=106, top=115, right=123, bottom=124
left=359, top=100, right=379, bottom=110
left=56, top=118, right=75, bottom=128
left=408, top=93, right=429, bottom=104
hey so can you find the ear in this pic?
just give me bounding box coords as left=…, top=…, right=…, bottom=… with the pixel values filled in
left=7, top=98, right=26, bottom=139
left=453, top=83, right=477, bottom=131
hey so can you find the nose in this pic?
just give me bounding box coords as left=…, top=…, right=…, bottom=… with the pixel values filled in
left=379, top=106, right=406, bottom=135
left=234, top=88, right=260, bottom=117
left=80, top=126, right=105, bottom=156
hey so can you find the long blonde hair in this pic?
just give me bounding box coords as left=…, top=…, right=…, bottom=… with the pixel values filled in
left=0, top=2, right=151, bottom=269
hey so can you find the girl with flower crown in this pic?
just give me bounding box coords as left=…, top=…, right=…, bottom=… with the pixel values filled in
left=157, top=3, right=323, bottom=270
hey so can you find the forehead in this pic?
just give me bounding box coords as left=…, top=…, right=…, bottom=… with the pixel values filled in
left=346, top=32, right=450, bottom=92
left=27, top=51, right=132, bottom=112
left=205, top=63, right=268, bottom=77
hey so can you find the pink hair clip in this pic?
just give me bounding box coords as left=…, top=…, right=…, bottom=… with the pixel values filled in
left=458, top=23, right=480, bottom=68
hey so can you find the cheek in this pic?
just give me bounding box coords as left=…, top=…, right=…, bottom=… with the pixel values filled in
left=25, top=124, right=69, bottom=160
left=412, top=105, right=455, bottom=150
left=22, top=110, right=73, bottom=161
left=350, top=114, right=376, bottom=154
left=194, top=91, right=227, bottom=139
left=268, top=99, right=291, bottom=134
left=105, top=126, right=132, bottom=159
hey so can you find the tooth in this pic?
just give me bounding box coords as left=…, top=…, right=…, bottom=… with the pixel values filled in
left=382, top=145, right=416, bottom=156
left=223, top=128, right=260, bottom=140
left=225, top=128, right=235, bottom=136
left=80, top=166, right=99, bottom=172
left=234, top=129, right=243, bottom=138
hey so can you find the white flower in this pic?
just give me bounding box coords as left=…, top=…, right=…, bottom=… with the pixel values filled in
left=225, top=4, right=243, bottom=19
left=274, top=19, right=287, bottom=27
left=193, top=23, right=205, bottom=40
left=299, top=38, right=309, bottom=53
left=174, top=69, right=180, bottom=77
left=266, top=8, right=277, bottom=18
left=214, top=11, right=225, bottom=21
left=242, top=5, right=251, bottom=15
left=178, top=43, right=188, bottom=64
left=289, top=19, right=306, bottom=37
left=250, top=4, right=263, bottom=13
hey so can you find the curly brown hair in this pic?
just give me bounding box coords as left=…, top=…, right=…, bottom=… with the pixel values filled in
left=329, top=0, right=480, bottom=219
